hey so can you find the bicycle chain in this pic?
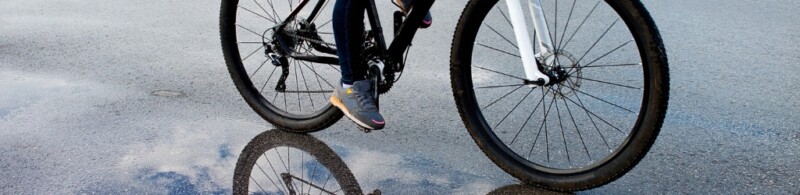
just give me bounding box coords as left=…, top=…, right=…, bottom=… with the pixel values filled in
left=283, top=29, right=337, bottom=47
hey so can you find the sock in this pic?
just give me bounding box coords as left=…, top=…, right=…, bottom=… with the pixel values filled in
left=343, top=83, right=353, bottom=89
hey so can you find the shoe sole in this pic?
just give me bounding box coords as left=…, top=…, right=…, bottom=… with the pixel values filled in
left=330, top=95, right=378, bottom=130
left=393, top=0, right=407, bottom=13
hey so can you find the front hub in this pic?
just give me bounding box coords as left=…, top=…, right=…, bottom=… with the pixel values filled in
left=540, top=49, right=582, bottom=98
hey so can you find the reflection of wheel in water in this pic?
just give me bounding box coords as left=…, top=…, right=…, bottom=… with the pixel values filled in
left=233, top=130, right=366, bottom=195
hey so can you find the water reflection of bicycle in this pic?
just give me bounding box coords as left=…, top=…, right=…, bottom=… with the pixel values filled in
left=233, top=129, right=379, bottom=195
left=233, top=129, right=570, bottom=195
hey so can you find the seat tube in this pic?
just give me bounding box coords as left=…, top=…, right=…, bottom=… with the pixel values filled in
left=504, top=0, right=550, bottom=84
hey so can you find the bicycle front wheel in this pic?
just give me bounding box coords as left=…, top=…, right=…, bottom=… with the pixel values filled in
left=450, top=0, right=669, bottom=191
left=221, top=0, right=343, bottom=132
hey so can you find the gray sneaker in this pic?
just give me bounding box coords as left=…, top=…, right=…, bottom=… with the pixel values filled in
left=330, top=80, right=385, bottom=130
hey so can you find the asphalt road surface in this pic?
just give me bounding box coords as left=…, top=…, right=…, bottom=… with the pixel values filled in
left=1, top=0, right=799, bottom=194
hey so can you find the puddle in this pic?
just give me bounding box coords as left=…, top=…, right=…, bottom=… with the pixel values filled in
left=0, top=71, right=71, bottom=119
left=91, top=128, right=560, bottom=194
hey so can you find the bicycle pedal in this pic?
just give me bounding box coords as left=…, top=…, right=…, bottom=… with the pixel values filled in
left=358, top=126, right=372, bottom=133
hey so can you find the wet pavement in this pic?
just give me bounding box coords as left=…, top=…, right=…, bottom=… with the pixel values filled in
left=1, top=0, right=799, bottom=194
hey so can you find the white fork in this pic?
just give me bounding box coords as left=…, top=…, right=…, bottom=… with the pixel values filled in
left=504, top=0, right=554, bottom=85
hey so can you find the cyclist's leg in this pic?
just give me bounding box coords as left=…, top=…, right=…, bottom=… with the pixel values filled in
left=333, top=0, right=353, bottom=85
left=331, top=0, right=384, bottom=130
left=333, top=0, right=367, bottom=85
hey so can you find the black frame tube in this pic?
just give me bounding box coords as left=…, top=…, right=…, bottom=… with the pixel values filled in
left=387, top=0, right=434, bottom=58
left=280, top=0, right=436, bottom=66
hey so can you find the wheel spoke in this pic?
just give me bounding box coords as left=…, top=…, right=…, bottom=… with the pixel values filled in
left=560, top=84, right=636, bottom=113
left=263, top=0, right=283, bottom=24
left=575, top=76, right=641, bottom=90
left=493, top=88, right=535, bottom=129
left=253, top=0, right=279, bottom=23
left=300, top=61, right=336, bottom=89
left=237, top=24, right=265, bottom=38
left=275, top=147, right=290, bottom=172
left=570, top=79, right=611, bottom=150
left=241, top=45, right=265, bottom=62
left=249, top=59, right=270, bottom=78
left=263, top=153, right=290, bottom=193
left=254, top=163, right=283, bottom=194
left=553, top=89, right=572, bottom=166
left=294, top=61, right=302, bottom=112
left=528, top=87, right=555, bottom=159
left=561, top=0, right=602, bottom=50
left=305, top=61, right=330, bottom=100
left=473, top=65, right=526, bottom=80
left=556, top=0, right=577, bottom=50
left=481, top=85, right=525, bottom=110
left=317, top=19, right=333, bottom=28
left=581, top=40, right=632, bottom=68
left=537, top=90, right=558, bottom=162
left=475, top=84, right=526, bottom=89
left=561, top=95, right=593, bottom=161
left=260, top=66, right=280, bottom=92
left=240, top=5, right=277, bottom=23
left=553, top=0, right=558, bottom=51
left=239, top=41, right=266, bottom=44
left=576, top=18, right=619, bottom=64
left=300, top=152, right=305, bottom=193
left=496, top=6, right=514, bottom=30
left=306, top=161, right=318, bottom=194
left=562, top=95, right=624, bottom=133
left=476, top=42, right=521, bottom=58
left=319, top=172, right=332, bottom=195
left=250, top=176, right=271, bottom=194
left=511, top=88, right=550, bottom=145
left=484, top=24, right=518, bottom=49
left=296, top=60, right=316, bottom=109
left=580, top=63, right=640, bottom=68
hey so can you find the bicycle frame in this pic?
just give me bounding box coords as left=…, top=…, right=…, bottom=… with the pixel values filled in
left=282, top=0, right=554, bottom=85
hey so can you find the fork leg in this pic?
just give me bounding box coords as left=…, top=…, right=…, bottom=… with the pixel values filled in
left=504, top=0, right=551, bottom=85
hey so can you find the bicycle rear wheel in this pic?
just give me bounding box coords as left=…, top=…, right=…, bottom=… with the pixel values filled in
left=221, top=0, right=343, bottom=132
left=450, top=0, right=668, bottom=191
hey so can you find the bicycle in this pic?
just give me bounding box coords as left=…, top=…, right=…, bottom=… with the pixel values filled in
left=221, top=0, right=669, bottom=191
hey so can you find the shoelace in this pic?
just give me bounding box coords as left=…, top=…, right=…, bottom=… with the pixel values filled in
left=353, top=86, right=378, bottom=111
